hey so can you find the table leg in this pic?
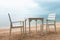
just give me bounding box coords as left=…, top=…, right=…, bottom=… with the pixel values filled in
left=36, top=20, right=37, bottom=32
left=29, top=20, right=30, bottom=34
left=25, top=20, right=26, bottom=34
left=40, top=20, right=44, bottom=33
left=41, top=20, right=44, bottom=33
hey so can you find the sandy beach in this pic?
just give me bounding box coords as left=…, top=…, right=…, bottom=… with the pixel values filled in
left=0, top=22, right=60, bottom=40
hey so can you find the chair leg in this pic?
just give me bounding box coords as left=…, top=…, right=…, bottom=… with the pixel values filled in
left=21, top=27, right=24, bottom=40
left=9, top=28, right=11, bottom=40
left=20, top=28, right=22, bottom=40
left=46, top=20, right=49, bottom=33
left=46, top=21, right=48, bottom=32
left=23, top=27, right=24, bottom=34
left=21, top=28, right=22, bottom=35
left=54, top=24, right=56, bottom=33
left=46, top=25, right=49, bottom=33
left=20, top=28, right=24, bottom=40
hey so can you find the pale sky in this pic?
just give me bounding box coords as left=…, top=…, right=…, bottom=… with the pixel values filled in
left=0, top=0, right=60, bottom=27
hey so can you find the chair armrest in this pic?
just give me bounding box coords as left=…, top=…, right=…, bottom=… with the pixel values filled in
left=12, top=21, right=24, bottom=23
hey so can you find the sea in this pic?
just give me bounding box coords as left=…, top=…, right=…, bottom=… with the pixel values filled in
left=0, top=13, right=60, bottom=27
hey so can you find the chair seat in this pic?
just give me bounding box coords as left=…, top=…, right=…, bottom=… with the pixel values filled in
left=47, top=24, right=54, bottom=25
left=46, top=19, right=55, bottom=21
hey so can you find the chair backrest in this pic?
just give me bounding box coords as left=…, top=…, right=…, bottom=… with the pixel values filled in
left=47, top=13, right=56, bottom=21
left=8, top=13, right=12, bottom=27
left=8, top=13, right=12, bottom=22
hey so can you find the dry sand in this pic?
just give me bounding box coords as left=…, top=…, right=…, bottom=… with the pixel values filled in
left=0, top=22, right=60, bottom=40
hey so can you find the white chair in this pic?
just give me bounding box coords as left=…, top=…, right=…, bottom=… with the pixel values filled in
left=8, top=13, right=24, bottom=40
left=46, top=13, right=56, bottom=32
